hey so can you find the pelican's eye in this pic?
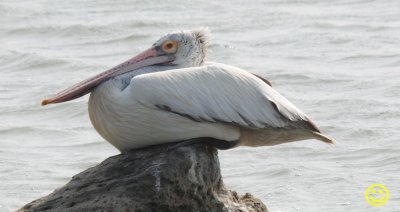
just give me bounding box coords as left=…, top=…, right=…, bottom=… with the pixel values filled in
left=161, top=40, right=177, bottom=54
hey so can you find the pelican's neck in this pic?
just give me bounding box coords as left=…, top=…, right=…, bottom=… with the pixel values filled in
left=92, top=62, right=206, bottom=97
left=105, top=65, right=169, bottom=91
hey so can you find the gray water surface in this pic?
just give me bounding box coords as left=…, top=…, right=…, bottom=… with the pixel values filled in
left=1, top=0, right=399, bottom=211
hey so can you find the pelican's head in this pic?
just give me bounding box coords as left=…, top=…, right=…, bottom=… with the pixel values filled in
left=153, top=28, right=209, bottom=68
left=41, top=28, right=210, bottom=106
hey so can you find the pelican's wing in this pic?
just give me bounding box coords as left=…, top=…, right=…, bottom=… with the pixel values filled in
left=130, top=63, right=318, bottom=131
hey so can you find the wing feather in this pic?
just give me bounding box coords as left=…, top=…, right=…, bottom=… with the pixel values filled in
left=130, top=63, right=317, bottom=131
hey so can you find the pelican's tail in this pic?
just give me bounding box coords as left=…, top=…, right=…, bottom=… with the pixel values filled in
left=311, top=132, right=335, bottom=146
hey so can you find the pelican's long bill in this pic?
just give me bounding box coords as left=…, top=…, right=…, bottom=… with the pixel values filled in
left=41, top=47, right=174, bottom=106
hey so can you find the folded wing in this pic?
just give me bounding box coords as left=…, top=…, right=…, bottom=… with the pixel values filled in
left=130, top=63, right=319, bottom=132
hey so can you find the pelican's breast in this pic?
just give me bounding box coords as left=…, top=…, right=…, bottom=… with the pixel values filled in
left=88, top=79, right=240, bottom=152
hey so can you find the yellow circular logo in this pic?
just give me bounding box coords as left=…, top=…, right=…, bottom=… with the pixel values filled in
left=365, top=184, right=389, bottom=206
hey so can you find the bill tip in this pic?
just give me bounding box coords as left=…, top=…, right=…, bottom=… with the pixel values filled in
left=41, top=99, right=49, bottom=106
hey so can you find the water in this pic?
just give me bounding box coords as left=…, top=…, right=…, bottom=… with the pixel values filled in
left=1, top=0, right=399, bottom=211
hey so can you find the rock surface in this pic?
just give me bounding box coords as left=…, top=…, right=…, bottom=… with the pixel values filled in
left=18, top=142, right=268, bottom=212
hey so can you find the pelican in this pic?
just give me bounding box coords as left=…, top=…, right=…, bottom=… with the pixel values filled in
left=42, top=29, right=334, bottom=152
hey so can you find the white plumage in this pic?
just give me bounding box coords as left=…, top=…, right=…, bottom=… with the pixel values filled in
left=89, top=62, right=333, bottom=152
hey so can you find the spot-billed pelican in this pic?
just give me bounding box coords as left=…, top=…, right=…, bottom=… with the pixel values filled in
left=42, top=29, right=334, bottom=152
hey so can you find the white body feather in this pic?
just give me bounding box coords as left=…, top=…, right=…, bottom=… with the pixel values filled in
left=89, top=63, right=333, bottom=152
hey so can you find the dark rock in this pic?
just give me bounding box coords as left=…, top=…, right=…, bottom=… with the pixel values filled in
left=18, top=143, right=268, bottom=212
